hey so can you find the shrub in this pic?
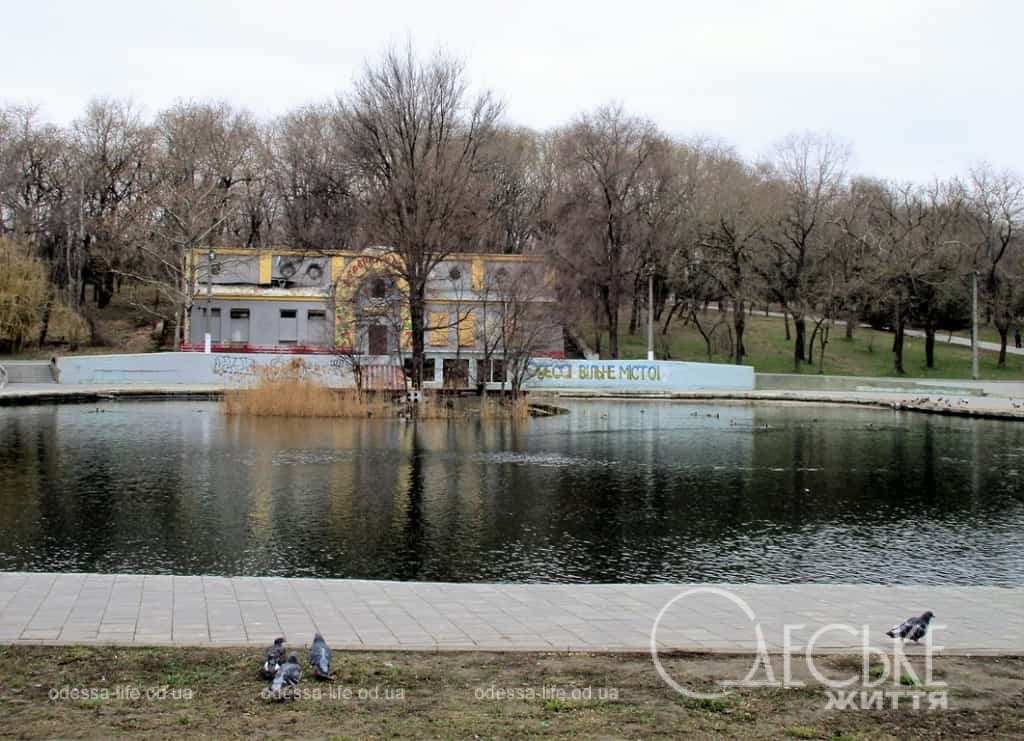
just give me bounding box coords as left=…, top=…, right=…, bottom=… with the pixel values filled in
left=46, top=301, right=91, bottom=348
left=0, top=238, right=48, bottom=351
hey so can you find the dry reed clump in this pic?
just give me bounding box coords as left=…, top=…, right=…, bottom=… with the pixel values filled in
left=222, top=359, right=536, bottom=419
left=478, top=395, right=531, bottom=420
left=222, top=359, right=390, bottom=418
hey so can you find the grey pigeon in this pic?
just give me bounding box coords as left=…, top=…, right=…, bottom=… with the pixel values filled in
left=309, top=632, right=333, bottom=680
left=269, top=653, right=302, bottom=696
left=886, top=611, right=934, bottom=642
left=260, top=637, right=286, bottom=679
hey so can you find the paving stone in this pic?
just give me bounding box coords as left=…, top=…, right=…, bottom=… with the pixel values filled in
left=0, top=574, right=1020, bottom=654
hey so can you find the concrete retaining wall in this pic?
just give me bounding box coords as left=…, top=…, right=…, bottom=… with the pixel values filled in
left=755, top=373, right=984, bottom=396
left=53, top=353, right=756, bottom=393
left=55, top=352, right=354, bottom=387
left=525, top=359, right=754, bottom=392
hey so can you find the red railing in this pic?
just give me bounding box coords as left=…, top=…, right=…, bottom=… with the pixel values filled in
left=363, top=365, right=405, bottom=390
left=179, top=343, right=335, bottom=355
left=180, top=343, right=565, bottom=359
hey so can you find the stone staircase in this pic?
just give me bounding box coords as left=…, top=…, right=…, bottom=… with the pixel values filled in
left=0, top=360, right=57, bottom=388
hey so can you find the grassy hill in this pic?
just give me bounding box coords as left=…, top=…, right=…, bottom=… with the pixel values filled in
left=614, top=313, right=1024, bottom=379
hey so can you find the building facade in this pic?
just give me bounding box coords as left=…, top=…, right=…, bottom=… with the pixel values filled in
left=186, top=248, right=564, bottom=388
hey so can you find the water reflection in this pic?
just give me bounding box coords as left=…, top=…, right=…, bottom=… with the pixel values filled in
left=0, top=400, right=1021, bottom=584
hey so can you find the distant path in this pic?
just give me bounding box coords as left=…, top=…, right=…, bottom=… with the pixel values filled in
left=902, top=327, right=1024, bottom=356
left=705, top=306, right=1024, bottom=356
left=0, top=572, right=1019, bottom=654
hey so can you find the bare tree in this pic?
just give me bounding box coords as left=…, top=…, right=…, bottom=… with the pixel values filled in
left=142, top=100, right=260, bottom=345
left=269, top=104, right=356, bottom=249
left=694, top=149, right=767, bottom=364
left=548, top=103, right=668, bottom=359
left=960, top=165, right=1024, bottom=365
left=760, top=132, right=849, bottom=369
left=72, top=98, right=157, bottom=310
left=338, top=43, right=504, bottom=388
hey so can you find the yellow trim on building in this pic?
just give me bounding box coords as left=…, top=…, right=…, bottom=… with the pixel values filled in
left=458, top=312, right=476, bottom=348
left=330, top=256, right=345, bottom=284
left=429, top=312, right=449, bottom=346
left=471, top=258, right=485, bottom=291
left=258, top=252, right=272, bottom=284
left=208, top=294, right=327, bottom=302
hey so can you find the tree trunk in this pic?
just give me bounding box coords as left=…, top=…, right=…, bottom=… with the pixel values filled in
left=602, top=287, right=620, bottom=359
left=997, top=324, right=1009, bottom=368
left=893, top=319, right=905, bottom=375
left=845, top=311, right=856, bottom=339
left=691, top=310, right=715, bottom=360
left=808, top=321, right=819, bottom=366
left=409, top=286, right=426, bottom=389
left=733, top=301, right=746, bottom=365
left=96, top=271, right=114, bottom=309
left=653, top=279, right=667, bottom=322
left=793, top=315, right=806, bottom=368
left=783, top=310, right=791, bottom=341
left=817, top=321, right=830, bottom=374
left=925, top=324, right=936, bottom=369
left=628, top=277, right=641, bottom=335
left=37, top=291, right=54, bottom=348
left=661, top=300, right=680, bottom=335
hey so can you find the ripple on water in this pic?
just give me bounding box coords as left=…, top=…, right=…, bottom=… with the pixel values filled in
left=0, top=399, right=1021, bottom=585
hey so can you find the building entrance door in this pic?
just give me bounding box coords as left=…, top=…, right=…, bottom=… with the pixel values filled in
left=368, top=324, right=388, bottom=355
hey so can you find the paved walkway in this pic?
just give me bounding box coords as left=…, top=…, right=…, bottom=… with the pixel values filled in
left=0, top=573, right=1020, bottom=654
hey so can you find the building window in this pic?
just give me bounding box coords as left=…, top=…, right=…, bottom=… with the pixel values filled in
left=198, top=307, right=222, bottom=343
left=403, top=358, right=436, bottom=382
left=371, top=278, right=387, bottom=299
left=279, top=309, right=298, bottom=344
left=229, top=308, right=250, bottom=344
left=307, top=310, right=327, bottom=345
left=448, top=266, right=462, bottom=281
left=429, top=312, right=449, bottom=346
left=474, top=359, right=506, bottom=384
left=443, top=358, right=470, bottom=389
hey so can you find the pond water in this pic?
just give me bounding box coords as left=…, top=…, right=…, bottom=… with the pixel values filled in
left=1, top=400, right=1022, bottom=585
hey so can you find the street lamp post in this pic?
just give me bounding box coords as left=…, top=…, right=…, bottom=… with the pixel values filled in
left=971, top=269, right=979, bottom=380
left=205, top=248, right=215, bottom=353
left=647, top=270, right=655, bottom=361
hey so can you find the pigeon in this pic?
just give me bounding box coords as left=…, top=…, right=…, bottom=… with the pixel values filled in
left=309, top=632, right=333, bottom=680
left=269, top=653, right=302, bottom=696
left=886, top=611, right=934, bottom=643
left=260, top=637, right=286, bottom=679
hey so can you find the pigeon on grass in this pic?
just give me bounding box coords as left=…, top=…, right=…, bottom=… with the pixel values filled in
left=886, top=611, right=934, bottom=643
left=260, top=637, right=286, bottom=680
left=309, top=632, right=334, bottom=680
left=269, top=653, right=302, bottom=698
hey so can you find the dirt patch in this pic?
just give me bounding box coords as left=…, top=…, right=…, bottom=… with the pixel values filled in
left=1, top=647, right=1022, bottom=739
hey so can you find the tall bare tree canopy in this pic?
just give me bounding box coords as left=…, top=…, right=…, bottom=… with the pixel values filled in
left=2, top=42, right=1023, bottom=375
left=338, top=44, right=504, bottom=386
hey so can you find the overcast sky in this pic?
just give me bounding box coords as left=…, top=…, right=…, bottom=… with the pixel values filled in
left=2, top=0, right=1020, bottom=182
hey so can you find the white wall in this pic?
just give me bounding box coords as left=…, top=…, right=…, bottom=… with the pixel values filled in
left=55, top=352, right=354, bottom=387
left=524, top=359, right=754, bottom=392
left=55, top=353, right=754, bottom=392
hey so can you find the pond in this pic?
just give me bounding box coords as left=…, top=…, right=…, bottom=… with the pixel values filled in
left=0, top=400, right=1022, bottom=585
